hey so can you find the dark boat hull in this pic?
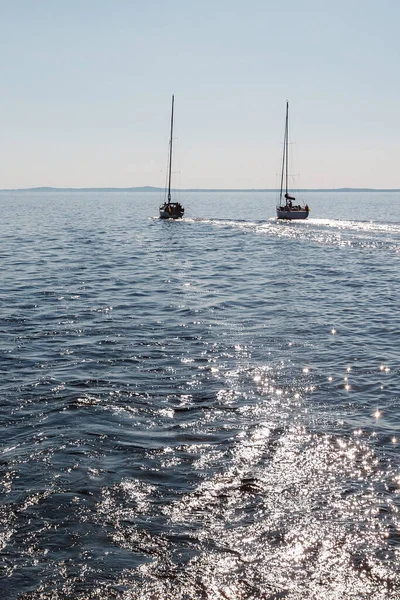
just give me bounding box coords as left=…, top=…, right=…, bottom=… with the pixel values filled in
left=159, top=202, right=184, bottom=219
left=276, top=206, right=309, bottom=220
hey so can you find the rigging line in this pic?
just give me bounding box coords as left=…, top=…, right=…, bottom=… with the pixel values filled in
left=163, top=145, right=170, bottom=201
left=279, top=101, right=287, bottom=202
left=167, top=94, right=174, bottom=204
left=285, top=101, right=289, bottom=197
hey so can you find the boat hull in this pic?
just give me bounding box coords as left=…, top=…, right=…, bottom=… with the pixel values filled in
left=159, top=202, right=184, bottom=220
left=276, top=207, right=309, bottom=220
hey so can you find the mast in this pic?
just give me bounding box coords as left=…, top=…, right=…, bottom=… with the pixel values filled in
left=167, top=95, right=174, bottom=204
left=285, top=101, right=289, bottom=199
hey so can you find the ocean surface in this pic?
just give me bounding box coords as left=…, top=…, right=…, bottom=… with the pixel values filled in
left=0, top=190, right=399, bottom=600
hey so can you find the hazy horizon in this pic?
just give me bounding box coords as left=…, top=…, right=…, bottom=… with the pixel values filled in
left=1, top=185, right=400, bottom=193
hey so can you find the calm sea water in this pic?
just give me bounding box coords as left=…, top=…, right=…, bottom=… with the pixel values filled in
left=0, top=190, right=399, bottom=599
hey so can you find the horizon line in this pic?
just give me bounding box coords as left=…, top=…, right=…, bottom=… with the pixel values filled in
left=0, top=186, right=400, bottom=193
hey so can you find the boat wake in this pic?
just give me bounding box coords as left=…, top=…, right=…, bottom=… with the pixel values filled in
left=181, top=216, right=400, bottom=254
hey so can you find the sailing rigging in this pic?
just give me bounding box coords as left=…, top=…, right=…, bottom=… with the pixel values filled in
left=276, top=102, right=309, bottom=220
left=159, top=95, right=185, bottom=219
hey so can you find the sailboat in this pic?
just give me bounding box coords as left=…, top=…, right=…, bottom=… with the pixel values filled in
left=159, top=95, right=185, bottom=219
left=276, top=101, right=310, bottom=220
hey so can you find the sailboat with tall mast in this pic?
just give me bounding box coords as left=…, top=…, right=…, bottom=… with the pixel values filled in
left=276, top=102, right=309, bottom=220
left=159, top=95, right=185, bottom=219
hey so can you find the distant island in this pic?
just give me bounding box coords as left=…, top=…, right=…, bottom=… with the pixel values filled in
left=0, top=186, right=399, bottom=193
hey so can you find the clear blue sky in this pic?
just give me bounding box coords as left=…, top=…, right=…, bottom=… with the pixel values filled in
left=0, top=0, right=399, bottom=189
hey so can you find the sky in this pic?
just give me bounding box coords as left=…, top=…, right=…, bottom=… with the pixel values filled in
left=0, top=0, right=399, bottom=189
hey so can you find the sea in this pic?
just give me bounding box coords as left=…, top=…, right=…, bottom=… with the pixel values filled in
left=0, top=190, right=399, bottom=600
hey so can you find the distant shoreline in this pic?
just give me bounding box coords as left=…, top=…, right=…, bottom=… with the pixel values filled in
left=0, top=186, right=399, bottom=193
